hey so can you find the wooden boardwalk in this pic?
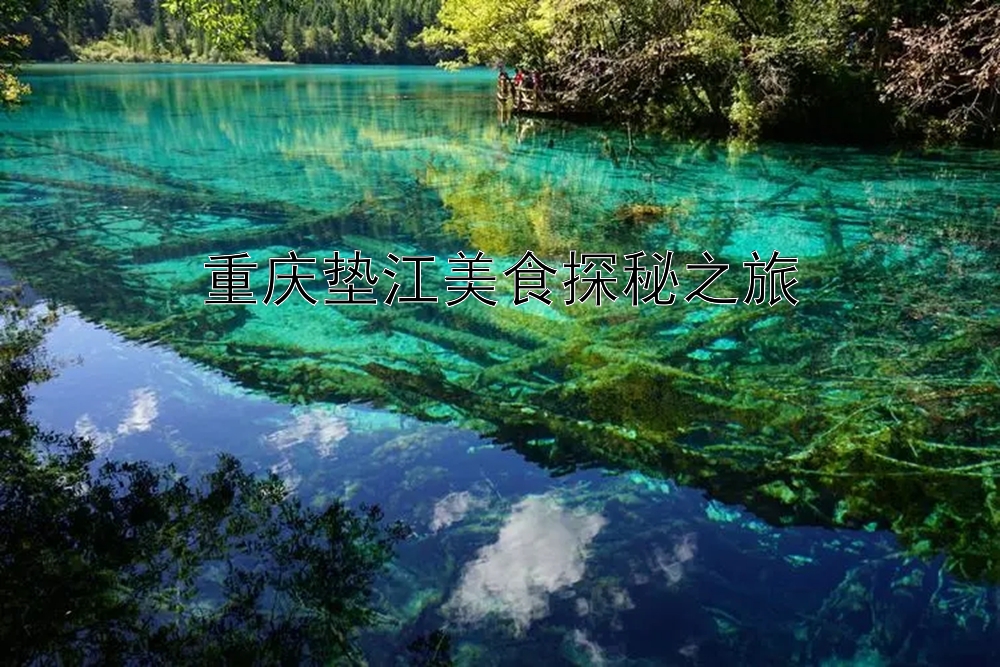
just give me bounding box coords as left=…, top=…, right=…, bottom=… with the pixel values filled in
left=497, top=78, right=560, bottom=116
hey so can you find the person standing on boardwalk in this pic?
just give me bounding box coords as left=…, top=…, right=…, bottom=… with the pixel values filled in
left=530, top=70, right=542, bottom=108
left=497, top=67, right=512, bottom=105
left=512, top=68, right=525, bottom=110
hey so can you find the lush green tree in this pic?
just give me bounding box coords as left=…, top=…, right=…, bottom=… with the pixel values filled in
left=108, top=0, right=138, bottom=31
left=1, top=33, right=30, bottom=105
left=48, top=0, right=444, bottom=64
left=159, top=0, right=281, bottom=55
left=1, top=0, right=36, bottom=106
left=419, top=0, right=554, bottom=68
left=422, top=0, right=992, bottom=143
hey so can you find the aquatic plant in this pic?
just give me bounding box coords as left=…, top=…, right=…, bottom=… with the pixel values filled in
left=2, top=117, right=999, bottom=590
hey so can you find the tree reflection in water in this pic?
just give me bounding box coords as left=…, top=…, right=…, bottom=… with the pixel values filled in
left=0, top=287, right=450, bottom=666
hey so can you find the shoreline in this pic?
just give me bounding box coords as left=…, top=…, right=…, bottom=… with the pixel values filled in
left=24, top=60, right=467, bottom=71
left=27, top=60, right=294, bottom=67
left=17, top=61, right=997, bottom=152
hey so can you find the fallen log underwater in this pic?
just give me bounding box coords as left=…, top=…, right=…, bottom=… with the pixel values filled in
left=2, top=150, right=1000, bottom=584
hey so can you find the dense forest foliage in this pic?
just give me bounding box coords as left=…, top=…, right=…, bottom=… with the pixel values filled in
left=2, top=1, right=999, bottom=144
left=426, top=0, right=999, bottom=143
left=11, top=0, right=445, bottom=65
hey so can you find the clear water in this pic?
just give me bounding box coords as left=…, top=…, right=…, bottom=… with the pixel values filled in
left=4, top=63, right=1000, bottom=665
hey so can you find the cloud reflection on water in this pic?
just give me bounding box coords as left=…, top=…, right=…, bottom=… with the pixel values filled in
left=430, top=490, right=488, bottom=533
left=263, top=406, right=349, bottom=458
left=73, top=386, right=159, bottom=455
left=443, top=493, right=607, bottom=635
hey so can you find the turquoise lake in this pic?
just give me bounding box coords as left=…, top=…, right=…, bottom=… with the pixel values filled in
left=3, top=64, right=1000, bottom=665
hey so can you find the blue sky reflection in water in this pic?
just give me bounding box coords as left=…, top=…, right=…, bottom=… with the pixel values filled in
left=4, top=64, right=1000, bottom=665
left=27, top=309, right=916, bottom=667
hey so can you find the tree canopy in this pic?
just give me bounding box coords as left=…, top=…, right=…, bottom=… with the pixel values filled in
left=159, top=0, right=283, bottom=55
left=422, top=0, right=1000, bottom=144
left=8, top=0, right=447, bottom=64
left=1, top=0, right=40, bottom=105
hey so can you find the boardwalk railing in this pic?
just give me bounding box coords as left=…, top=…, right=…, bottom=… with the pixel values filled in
left=497, top=79, right=557, bottom=115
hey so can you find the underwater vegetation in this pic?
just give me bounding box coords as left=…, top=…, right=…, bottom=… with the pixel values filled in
left=2, top=119, right=999, bottom=592
left=2, top=57, right=1000, bottom=603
